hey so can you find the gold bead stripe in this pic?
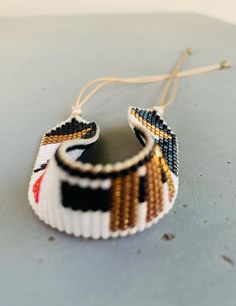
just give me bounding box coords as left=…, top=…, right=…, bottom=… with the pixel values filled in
left=152, top=156, right=164, bottom=218
left=130, top=110, right=172, bottom=139
left=109, top=172, right=140, bottom=232
left=160, top=157, right=175, bottom=202
left=42, top=128, right=92, bottom=145
left=157, top=159, right=164, bottom=214
left=109, top=177, right=122, bottom=232
left=109, top=154, right=175, bottom=231
left=146, top=160, right=156, bottom=222
left=128, top=172, right=139, bottom=228
left=119, top=173, right=132, bottom=231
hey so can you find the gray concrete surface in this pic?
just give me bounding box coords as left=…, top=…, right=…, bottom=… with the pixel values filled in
left=0, top=13, right=235, bottom=306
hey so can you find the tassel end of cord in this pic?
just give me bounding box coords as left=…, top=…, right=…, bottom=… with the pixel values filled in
left=219, top=60, right=231, bottom=69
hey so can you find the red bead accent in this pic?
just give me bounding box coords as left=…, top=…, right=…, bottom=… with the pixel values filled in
left=33, top=172, right=45, bottom=204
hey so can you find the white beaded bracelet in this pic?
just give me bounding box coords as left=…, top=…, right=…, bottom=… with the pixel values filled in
left=28, top=49, right=230, bottom=238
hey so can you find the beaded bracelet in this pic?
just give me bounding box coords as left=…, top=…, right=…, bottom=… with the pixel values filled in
left=28, top=49, right=230, bottom=239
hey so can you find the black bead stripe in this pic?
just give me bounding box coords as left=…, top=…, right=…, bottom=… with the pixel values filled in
left=33, top=162, right=48, bottom=173
left=61, top=181, right=110, bottom=212
left=45, top=118, right=97, bottom=138
left=138, top=175, right=146, bottom=203
left=132, top=108, right=173, bottom=135
left=154, top=137, right=178, bottom=176
left=161, top=169, right=167, bottom=183
left=55, top=145, right=155, bottom=180
left=66, top=143, right=93, bottom=152
left=134, top=127, right=146, bottom=146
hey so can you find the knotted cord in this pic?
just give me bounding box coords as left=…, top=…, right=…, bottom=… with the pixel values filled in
left=72, top=48, right=230, bottom=116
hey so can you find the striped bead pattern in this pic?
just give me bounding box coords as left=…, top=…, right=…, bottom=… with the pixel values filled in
left=109, top=171, right=140, bottom=231
left=131, top=107, right=178, bottom=176
left=28, top=106, right=179, bottom=239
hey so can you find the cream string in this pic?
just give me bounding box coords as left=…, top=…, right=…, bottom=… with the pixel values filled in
left=72, top=48, right=231, bottom=116
left=155, top=47, right=193, bottom=114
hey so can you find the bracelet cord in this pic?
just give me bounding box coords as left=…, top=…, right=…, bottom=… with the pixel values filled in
left=72, top=48, right=231, bottom=116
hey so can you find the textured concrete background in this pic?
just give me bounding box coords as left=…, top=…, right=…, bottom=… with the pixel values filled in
left=0, top=13, right=235, bottom=306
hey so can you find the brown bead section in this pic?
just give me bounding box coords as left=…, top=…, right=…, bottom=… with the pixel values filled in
left=160, top=157, right=175, bottom=202
left=42, top=128, right=91, bottom=145
left=146, top=151, right=167, bottom=222
left=129, top=172, right=139, bottom=228
left=146, top=159, right=156, bottom=222
left=120, top=174, right=132, bottom=231
left=109, top=147, right=175, bottom=231
left=109, top=177, right=122, bottom=232
left=152, top=156, right=164, bottom=217
left=109, top=171, right=140, bottom=232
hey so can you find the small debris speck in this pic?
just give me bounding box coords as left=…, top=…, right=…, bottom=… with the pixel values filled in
left=199, top=174, right=202, bottom=177
left=220, top=255, right=234, bottom=266
left=226, top=161, right=231, bottom=165
left=161, top=233, right=175, bottom=241
left=48, top=236, right=55, bottom=242
left=203, top=220, right=208, bottom=224
left=136, top=249, right=141, bottom=254
left=182, top=204, right=188, bottom=208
